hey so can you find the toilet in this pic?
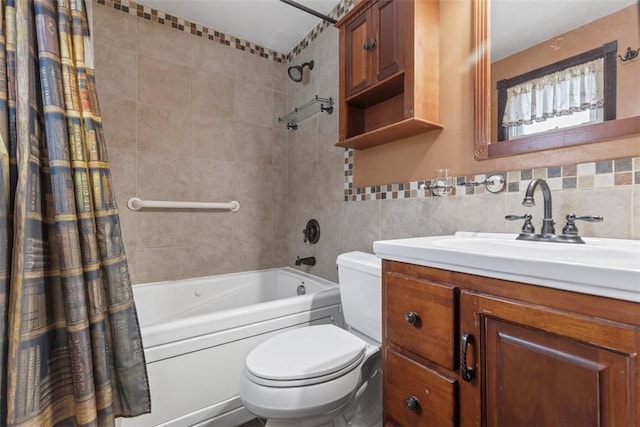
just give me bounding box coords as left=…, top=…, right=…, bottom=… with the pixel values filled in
left=239, top=251, right=382, bottom=427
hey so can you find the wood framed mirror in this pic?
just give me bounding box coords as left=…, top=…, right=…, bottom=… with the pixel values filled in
left=473, top=0, right=640, bottom=160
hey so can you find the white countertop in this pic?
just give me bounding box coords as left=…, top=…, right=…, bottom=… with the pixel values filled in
left=373, top=232, right=640, bottom=303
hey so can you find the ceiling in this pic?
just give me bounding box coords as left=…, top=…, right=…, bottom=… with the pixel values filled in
left=491, top=0, right=637, bottom=62
left=136, top=0, right=637, bottom=60
left=137, top=0, right=341, bottom=54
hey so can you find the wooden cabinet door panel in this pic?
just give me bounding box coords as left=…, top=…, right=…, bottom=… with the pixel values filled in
left=484, top=317, right=633, bottom=426
left=384, top=348, right=457, bottom=426
left=345, top=12, right=371, bottom=97
left=373, top=0, right=404, bottom=82
left=384, top=272, right=457, bottom=369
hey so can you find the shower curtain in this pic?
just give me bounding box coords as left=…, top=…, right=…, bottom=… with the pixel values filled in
left=0, top=0, right=150, bottom=425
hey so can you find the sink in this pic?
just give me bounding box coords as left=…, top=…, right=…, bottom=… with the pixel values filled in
left=373, top=232, right=640, bottom=302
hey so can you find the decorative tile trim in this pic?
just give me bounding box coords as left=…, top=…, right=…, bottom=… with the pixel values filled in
left=288, top=0, right=354, bottom=60
left=343, top=153, right=640, bottom=202
left=95, top=0, right=288, bottom=63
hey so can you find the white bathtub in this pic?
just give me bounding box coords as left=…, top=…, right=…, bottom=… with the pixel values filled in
left=117, top=268, right=343, bottom=427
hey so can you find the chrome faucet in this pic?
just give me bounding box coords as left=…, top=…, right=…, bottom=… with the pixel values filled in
left=522, top=178, right=555, bottom=235
left=506, top=178, right=603, bottom=244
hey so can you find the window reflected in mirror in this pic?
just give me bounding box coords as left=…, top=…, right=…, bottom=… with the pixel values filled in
left=473, top=0, right=640, bottom=159
left=496, top=42, right=616, bottom=142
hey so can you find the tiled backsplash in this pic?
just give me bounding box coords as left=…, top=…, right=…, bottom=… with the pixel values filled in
left=344, top=150, right=640, bottom=201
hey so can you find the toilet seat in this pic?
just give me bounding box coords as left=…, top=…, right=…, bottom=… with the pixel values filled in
left=245, top=325, right=367, bottom=387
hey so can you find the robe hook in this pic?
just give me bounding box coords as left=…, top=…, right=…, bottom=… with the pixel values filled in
left=618, top=47, right=639, bottom=62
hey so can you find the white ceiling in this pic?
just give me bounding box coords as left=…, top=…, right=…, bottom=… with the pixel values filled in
left=491, top=0, right=637, bottom=62
left=137, top=0, right=340, bottom=54
left=136, top=0, right=637, bottom=60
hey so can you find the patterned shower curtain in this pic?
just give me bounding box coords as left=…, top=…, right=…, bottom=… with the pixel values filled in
left=0, top=0, right=150, bottom=425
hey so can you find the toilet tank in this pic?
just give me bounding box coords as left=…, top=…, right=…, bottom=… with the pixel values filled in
left=336, top=252, right=382, bottom=343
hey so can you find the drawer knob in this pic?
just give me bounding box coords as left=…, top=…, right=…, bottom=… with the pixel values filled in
left=404, top=311, right=419, bottom=325
left=405, top=396, right=419, bottom=412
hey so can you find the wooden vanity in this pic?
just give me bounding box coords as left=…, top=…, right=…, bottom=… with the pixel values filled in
left=381, top=260, right=640, bottom=426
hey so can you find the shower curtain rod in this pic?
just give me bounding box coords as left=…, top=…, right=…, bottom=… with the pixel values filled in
left=279, top=0, right=337, bottom=24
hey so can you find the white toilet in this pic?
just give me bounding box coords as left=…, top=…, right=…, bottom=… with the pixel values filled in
left=239, top=251, right=382, bottom=427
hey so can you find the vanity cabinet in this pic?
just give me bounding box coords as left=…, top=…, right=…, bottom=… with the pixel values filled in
left=382, top=260, right=640, bottom=426
left=335, top=0, right=443, bottom=150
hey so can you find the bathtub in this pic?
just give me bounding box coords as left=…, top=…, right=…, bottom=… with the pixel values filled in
left=117, top=268, right=343, bottom=427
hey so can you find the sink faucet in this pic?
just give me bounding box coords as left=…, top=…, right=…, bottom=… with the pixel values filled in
left=506, top=178, right=603, bottom=244
left=522, top=178, right=555, bottom=235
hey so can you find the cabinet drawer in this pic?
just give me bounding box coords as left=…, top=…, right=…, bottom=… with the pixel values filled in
left=384, top=272, right=457, bottom=369
left=384, top=348, right=457, bottom=426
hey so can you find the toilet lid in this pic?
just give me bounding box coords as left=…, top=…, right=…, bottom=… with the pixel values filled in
left=245, top=325, right=367, bottom=382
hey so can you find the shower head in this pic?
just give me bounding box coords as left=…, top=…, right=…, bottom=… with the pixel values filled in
left=287, top=60, right=314, bottom=82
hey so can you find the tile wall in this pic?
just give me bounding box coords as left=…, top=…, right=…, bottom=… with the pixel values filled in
left=94, top=0, right=639, bottom=285
left=93, top=1, right=289, bottom=283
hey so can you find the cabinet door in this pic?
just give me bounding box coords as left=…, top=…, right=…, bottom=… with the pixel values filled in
left=460, top=291, right=637, bottom=426
left=372, top=0, right=404, bottom=82
left=344, top=11, right=371, bottom=97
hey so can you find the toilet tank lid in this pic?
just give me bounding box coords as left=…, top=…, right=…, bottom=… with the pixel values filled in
left=336, top=251, right=381, bottom=277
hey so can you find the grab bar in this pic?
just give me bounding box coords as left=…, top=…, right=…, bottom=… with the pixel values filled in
left=126, top=197, right=240, bottom=212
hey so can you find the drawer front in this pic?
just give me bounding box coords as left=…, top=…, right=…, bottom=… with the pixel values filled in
left=384, top=272, right=457, bottom=369
left=384, top=348, right=457, bottom=426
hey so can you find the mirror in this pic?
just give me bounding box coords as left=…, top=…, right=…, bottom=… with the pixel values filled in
left=473, top=0, right=640, bottom=159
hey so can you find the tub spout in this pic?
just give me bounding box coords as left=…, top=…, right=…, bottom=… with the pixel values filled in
left=295, top=256, right=316, bottom=266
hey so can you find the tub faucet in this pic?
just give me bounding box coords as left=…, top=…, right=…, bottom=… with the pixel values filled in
left=522, top=178, right=555, bottom=236
left=295, top=256, right=316, bottom=266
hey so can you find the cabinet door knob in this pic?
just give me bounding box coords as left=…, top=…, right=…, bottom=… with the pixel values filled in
left=404, top=396, right=419, bottom=412
left=363, top=38, right=377, bottom=51
left=404, top=311, right=419, bottom=325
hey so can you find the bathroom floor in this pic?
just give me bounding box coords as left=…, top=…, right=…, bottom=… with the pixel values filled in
left=237, top=417, right=266, bottom=427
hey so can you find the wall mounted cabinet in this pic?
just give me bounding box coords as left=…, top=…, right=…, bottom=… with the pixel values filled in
left=336, top=0, right=443, bottom=150
left=381, top=260, right=639, bottom=426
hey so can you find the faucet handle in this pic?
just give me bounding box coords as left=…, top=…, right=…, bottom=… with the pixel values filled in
left=505, top=214, right=535, bottom=234
left=562, top=213, right=604, bottom=236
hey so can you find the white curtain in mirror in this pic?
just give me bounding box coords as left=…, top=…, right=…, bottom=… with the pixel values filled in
left=502, top=58, right=604, bottom=127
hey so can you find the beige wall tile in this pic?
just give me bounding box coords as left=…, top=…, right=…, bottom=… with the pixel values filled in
left=100, top=94, right=137, bottom=150
left=94, top=42, right=137, bottom=100
left=235, top=123, right=274, bottom=165
left=288, top=161, right=318, bottom=204
left=138, top=55, right=190, bottom=108
left=235, top=83, right=274, bottom=128
left=190, top=158, right=237, bottom=202
left=381, top=198, right=430, bottom=240
left=192, top=37, right=238, bottom=77
left=191, top=114, right=236, bottom=161
left=191, top=69, right=235, bottom=118
left=343, top=200, right=381, bottom=254
left=108, top=148, right=137, bottom=198
left=138, top=19, right=192, bottom=65
left=138, top=103, right=191, bottom=154
left=138, top=152, right=190, bottom=200
left=92, top=3, right=138, bottom=51
left=288, top=116, right=318, bottom=169
left=237, top=163, right=274, bottom=205
left=137, top=247, right=192, bottom=283
left=137, top=212, right=194, bottom=248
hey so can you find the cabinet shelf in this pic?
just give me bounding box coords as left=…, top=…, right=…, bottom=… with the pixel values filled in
left=336, top=0, right=441, bottom=150
left=278, top=95, right=333, bottom=130
left=336, top=117, right=443, bottom=149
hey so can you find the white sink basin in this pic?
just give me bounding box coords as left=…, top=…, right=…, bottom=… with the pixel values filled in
left=373, top=232, right=640, bottom=302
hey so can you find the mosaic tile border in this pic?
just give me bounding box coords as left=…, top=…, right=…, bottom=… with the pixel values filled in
left=96, top=0, right=288, bottom=63
left=343, top=151, right=640, bottom=202
left=95, top=0, right=354, bottom=63
left=288, top=0, right=354, bottom=60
